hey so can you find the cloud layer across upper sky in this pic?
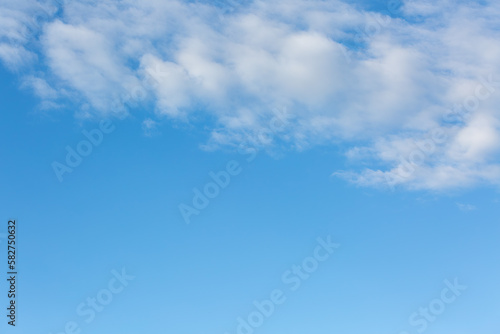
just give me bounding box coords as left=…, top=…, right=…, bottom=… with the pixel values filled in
left=2, top=0, right=500, bottom=191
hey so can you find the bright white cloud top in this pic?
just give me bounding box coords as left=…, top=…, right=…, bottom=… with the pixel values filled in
left=2, top=0, right=500, bottom=190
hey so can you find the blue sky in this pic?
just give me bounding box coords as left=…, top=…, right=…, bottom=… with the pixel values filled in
left=1, top=0, right=500, bottom=333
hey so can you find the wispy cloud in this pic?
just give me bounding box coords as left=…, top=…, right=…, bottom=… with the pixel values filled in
left=2, top=0, right=500, bottom=190
left=456, top=203, right=477, bottom=212
left=142, top=118, right=160, bottom=137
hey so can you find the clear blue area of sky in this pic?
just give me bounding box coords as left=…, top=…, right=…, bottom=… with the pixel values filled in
left=0, top=1, right=499, bottom=333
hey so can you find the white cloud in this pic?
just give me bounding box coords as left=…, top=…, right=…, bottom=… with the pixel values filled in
left=1, top=0, right=500, bottom=190
left=0, top=0, right=59, bottom=69
left=142, top=117, right=160, bottom=137
left=0, top=43, right=35, bottom=69
left=456, top=203, right=477, bottom=212
left=21, top=75, right=58, bottom=99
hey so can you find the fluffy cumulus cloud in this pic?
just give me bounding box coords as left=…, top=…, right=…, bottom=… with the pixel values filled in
left=1, top=0, right=500, bottom=190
